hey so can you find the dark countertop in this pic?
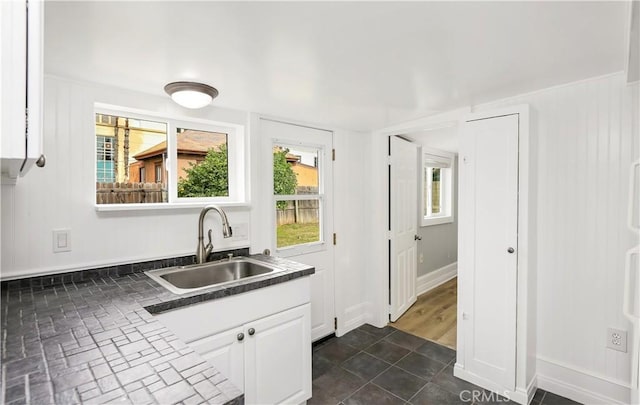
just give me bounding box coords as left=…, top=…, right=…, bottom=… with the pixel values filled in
left=0, top=254, right=314, bottom=405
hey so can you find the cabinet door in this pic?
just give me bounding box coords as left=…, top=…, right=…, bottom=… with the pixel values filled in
left=189, top=326, right=245, bottom=392
left=244, top=304, right=311, bottom=405
left=460, top=113, right=519, bottom=391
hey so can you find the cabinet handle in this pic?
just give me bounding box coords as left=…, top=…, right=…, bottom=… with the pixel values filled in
left=248, top=328, right=255, bottom=336
left=507, top=247, right=515, bottom=254
left=36, top=154, right=46, bottom=168
left=237, top=333, right=245, bottom=341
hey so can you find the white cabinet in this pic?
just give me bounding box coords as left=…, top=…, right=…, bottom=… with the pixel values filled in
left=155, top=277, right=312, bottom=405
left=1, top=0, right=44, bottom=182
left=244, top=305, right=311, bottom=405
left=456, top=105, right=533, bottom=405
left=190, top=326, right=245, bottom=392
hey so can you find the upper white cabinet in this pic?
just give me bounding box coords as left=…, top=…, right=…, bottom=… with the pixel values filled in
left=1, top=0, right=44, bottom=182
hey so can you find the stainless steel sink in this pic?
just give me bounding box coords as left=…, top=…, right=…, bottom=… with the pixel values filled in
left=146, top=257, right=281, bottom=294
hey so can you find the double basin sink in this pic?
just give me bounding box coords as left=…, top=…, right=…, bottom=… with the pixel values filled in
left=146, top=257, right=282, bottom=295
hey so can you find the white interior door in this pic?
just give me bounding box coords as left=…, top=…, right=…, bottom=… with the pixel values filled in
left=389, top=136, right=418, bottom=322
left=260, top=118, right=335, bottom=341
left=459, top=113, right=519, bottom=391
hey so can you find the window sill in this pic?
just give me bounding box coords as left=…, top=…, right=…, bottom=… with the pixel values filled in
left=421, top=216, right=454, bottom=227
left=95, top=201, right=251, bottom=212
left=276, top=241, right=326, bottom=258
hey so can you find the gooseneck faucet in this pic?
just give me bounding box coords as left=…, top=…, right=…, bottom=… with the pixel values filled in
left=196, top=205, right=233, bottom=264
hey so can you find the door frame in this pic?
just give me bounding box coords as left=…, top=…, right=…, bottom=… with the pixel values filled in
left=369, top=105, right=533, bottom=404
left=369, top=108, right=470, bottom=327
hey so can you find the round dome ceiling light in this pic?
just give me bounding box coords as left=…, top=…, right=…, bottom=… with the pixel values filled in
left=164, top=81, right=219, bottom=109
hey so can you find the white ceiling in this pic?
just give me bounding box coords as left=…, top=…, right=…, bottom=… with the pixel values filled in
left=44, top=1, right=628, bottom=131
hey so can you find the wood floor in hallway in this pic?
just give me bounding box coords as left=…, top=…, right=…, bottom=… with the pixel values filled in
left=391, top=277, right=457, bottom=349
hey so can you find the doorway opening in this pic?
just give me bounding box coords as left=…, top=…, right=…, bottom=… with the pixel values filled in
left=388, top=123, right=460, bottom=350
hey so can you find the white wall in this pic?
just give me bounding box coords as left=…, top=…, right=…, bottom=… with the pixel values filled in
left=473, top=73, right=639, bottom=404
left=365, top=73, right=638, bottom=403
left=333, top=129, right=371, bottom=333
left=1, top=76, right=372, bottom=343
left=0, top=76, right=253, bottom=278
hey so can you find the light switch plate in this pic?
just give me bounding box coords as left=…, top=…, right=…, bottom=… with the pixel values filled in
left=53, top=229, right=71, bottom=253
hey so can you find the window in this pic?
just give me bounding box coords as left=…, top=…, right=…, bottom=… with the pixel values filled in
left=273, top=144, right=322, bottom=249
left=94, top=107, right=244, bottom=207
left=154, top=164, right=163, bottom=183
left=420, top=147, right=455, bottom=226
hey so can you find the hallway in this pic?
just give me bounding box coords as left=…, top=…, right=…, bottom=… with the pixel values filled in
left=392, top=278, right=457, bottom=349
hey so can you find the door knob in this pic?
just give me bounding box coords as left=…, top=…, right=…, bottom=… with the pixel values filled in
left=414, top=235, right=422, bottom=241
left=507, top=247, right=515, bottom=254
left=237, top=333, right=245, bottom=341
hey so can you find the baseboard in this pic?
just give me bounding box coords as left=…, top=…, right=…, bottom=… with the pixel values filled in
left=338, top=303, right=368, bottom=336
left=417, top=262, right=457, bottom=296
left=536, top=356, right=631, bottom=404
left=453, top=363, right=529, bottom=404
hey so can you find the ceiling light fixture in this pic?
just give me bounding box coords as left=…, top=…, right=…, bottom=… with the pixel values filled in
left=164, top=81, right=219, bottom=109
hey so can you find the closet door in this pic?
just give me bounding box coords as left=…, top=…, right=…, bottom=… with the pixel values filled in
left=459, top=113, right=519, bottom=391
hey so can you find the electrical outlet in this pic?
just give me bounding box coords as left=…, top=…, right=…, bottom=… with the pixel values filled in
left=606, top=328, right=627, bottom=352
left=419, top=253, right=424, bottom=263
left=232, top=223, right=248, bottom=239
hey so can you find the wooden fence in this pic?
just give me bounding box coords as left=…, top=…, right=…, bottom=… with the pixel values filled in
left=276, top=186, right=319, bottom=225
left=96, top=182, right=167, bottom=204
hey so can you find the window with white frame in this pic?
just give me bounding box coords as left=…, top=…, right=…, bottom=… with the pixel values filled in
left=420, top=148, right=455, bottom=226
left=273, top=143, right=323, bottom=250
left=94, top=107, right=244, bottom=207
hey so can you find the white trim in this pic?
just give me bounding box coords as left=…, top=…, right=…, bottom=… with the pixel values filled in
left=338, top=303, right=369, bottom=337
left=416, top=262, right=457, bottom=296
left=95, top=202, right=251, bottom=212
left=420, top=147, right=456, bottom=228
left=455, top=105, right=531, bottom=396
left=536, top=357, right=631, bottom=405
left=93, top=104, right=247, bottom=207
left=454, top=363, right=526, bottom=405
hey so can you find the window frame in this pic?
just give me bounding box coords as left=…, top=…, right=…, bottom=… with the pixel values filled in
left=94, top=103, right=246, bottom=211
left=420, top=146, right=456, bottom=227
left=272, top=139, right=327, bottom=257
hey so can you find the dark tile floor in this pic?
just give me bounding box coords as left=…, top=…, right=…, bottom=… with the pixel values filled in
left=310, top=324, right=581, bottom=405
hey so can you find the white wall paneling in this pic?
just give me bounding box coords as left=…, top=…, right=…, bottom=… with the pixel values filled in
left=332, top=129, right=370, bottom=336
left=474, top=73, right=639, bottom=403
left=366, top=73, right=638, bottom=403
left=1, top=76, right=252, bottom=279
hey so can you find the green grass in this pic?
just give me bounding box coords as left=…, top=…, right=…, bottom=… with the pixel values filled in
left=277, top=222, right=320, bottom=248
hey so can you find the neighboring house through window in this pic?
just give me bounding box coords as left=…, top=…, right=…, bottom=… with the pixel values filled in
left=94, top=107, right=244, bottom=206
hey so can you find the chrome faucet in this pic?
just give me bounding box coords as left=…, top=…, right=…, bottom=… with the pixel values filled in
left=196, top=205, right=233, bottom=264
